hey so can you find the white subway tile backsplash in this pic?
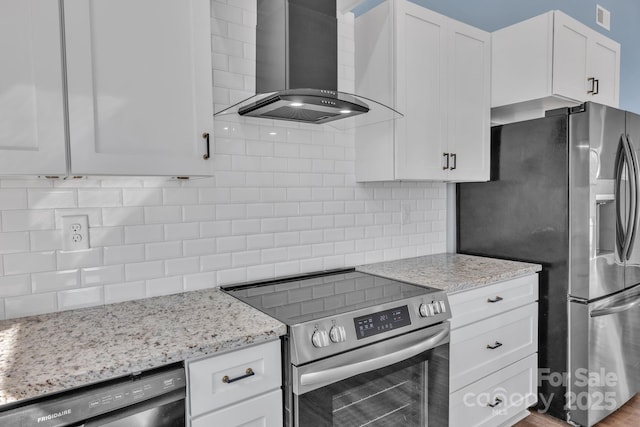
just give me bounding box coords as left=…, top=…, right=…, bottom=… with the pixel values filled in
left=123, top=189, right=162, bottom=207
left=0, top=189, right=27, bottom=210
left=57, top=248, right=103, bottom=270
left=0, top=232, right=30, bottom=254
left=125, top=261, right=164, bottom=281
left=0, top=275, right=31, bottom=298
left=78, top=189, right=121, bottom=208
left=182, top=205, right=215, bottom=222
left=4, top=251, right=56, bottom=275
left=5, top=292, right=57, bottom=318
left=104, top=244, right=145, bottom=265
left=102, top=207, right=144, bottom=226
left=89, top=227, right=124, bottom=247
left=164, top=223, right=199, bottom=241
left=58, top=286, right=103, bottom=311
left=32, top=269, right=79, bottom=293
left=165, top=257, right=200, bottom=276
left=124, top=224, right=164, bottom=244
left=28, top=189, right=76, bottom=209
left=146, top=241, right=182, bottom=261
left=30, top=230, right=62, bottom=251
left=183, top=272, right=216, bottom=291
left=146, top=276, right=183, bottom=297
left=2, top=210, right=54, bottom=232
left=183, top=238, right=216, bottom=256
left=82, top=265, right=124, bottom=286
left=104, top=281, right=146, bottom=304
left=0, top=5, right=447, bottom=319
left=217, top=268, right=246, bottom=286
left=144, top=206, right=182, bottom=224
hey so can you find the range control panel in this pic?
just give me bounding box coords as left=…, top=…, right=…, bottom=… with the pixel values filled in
left=294, top=293, right=450, bottom=364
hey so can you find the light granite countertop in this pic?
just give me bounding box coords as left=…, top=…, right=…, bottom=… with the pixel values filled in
left=356, top=253, right=542, bottom=293
left=0, top=288, right=286, bottom=407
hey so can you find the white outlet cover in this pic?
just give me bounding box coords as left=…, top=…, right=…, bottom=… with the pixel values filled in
left=62, top=215, right=90, bottom=251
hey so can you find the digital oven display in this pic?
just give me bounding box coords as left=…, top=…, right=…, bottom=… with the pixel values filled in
left=354, top=305, right=411, bottom=340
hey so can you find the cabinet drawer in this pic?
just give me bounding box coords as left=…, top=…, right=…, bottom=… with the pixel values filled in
left=450, top=353, right=538, bottom=427
left=188, top=340, right=281, bottom=417
left=191, top=389, right=283, bottom=427
left=450, top=303, right=538, bottom=392
left=449, top=274, right=538, bottom=329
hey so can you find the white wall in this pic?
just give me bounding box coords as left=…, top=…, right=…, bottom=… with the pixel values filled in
left=0, top=1, right=447, bottom=320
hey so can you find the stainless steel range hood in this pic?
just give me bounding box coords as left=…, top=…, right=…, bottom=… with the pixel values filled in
left=214, top=0, right=401, bottom=129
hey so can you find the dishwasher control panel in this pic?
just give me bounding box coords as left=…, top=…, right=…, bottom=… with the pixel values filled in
left=0, top=365, right=185, bottom=427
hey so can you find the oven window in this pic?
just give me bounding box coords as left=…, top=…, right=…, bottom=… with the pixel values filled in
left=295, top=345, right=448, bottom=427
left=332, top=362, right=425, bottom=426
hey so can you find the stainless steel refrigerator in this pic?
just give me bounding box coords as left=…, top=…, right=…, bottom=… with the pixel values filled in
left=457, top=102, right=640, bottom=426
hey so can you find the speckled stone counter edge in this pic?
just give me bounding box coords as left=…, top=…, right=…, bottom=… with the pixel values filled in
left=0, top=288, right=286, bottom=407
left=356, top=253, right=542, bottom=294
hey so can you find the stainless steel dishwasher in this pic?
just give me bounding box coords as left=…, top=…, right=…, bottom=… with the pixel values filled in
left=0, top=363, right=185, bottom=426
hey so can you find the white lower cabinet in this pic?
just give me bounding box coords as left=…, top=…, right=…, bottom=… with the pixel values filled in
left=448, top=274, right=539, bottom=427
left=187, top=340, right=283, bottom=427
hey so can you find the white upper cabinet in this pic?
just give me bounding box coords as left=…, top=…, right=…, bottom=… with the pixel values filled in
left=0, top=0, right=67, bottom=176
left=0, top=0, right=213, bottom=178
left=64, top=0, right=214, bottom=177
left=492, top=10, right=620, bottom=124
left=355, top=0, right=490, bottom=182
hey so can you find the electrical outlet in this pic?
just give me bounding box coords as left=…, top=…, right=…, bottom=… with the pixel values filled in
left=62, top=215, right=90, bottom=251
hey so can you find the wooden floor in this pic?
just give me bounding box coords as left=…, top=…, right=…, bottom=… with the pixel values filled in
left=514, top=394, right=640, bottom=426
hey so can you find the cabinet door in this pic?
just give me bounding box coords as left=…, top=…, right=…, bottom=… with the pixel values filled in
left=552, top=12, right=590, bottom=102
left=64, top=0, right=214, bottom=177
left=0, top=0, right=67, bottom=176
left=191, top=389, right=282, bottom=427
left=588, top=35, right=620, bottom=107
left=447, top=20, right=490, bottom=182
left=395, top=1, right=447, bottom=180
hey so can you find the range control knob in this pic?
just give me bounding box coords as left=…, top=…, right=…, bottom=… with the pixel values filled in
left=419, top=303, right=435, bottom=317
left=311, top=330, right=330, bottom=348
left=329, top=326, right=347, bottom=343
left=437, top=300, right=447, bottom=313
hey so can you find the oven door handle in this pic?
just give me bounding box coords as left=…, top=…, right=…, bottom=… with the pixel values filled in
left=299, top=325, right=449, bottom=388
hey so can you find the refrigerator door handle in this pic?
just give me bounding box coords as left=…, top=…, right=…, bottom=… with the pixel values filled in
left=590, top=294, right=640, bottom=317
left=614, top=138, right=627, bottom=257
left=623, top=134, right=640, bottom=259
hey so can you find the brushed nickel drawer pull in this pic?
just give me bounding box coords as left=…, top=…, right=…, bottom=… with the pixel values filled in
left=487, top=296, right=504, bottom=303
left=487, top=397, right=503, bottom=408
left=486, top=341, right=503, bottom=350
left=222, top=368, right=255, bottom=384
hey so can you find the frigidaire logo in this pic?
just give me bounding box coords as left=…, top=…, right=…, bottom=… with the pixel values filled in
left=37, top=409, right=71, bottom=423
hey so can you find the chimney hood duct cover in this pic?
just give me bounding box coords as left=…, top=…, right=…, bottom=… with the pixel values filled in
left=214, top=0, right=401, bottom=129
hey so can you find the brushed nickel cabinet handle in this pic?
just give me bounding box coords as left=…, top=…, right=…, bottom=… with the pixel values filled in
left=487, top=296, right=504, bottom=303
left=450, top=153, right=457, bottom=170
left=222, top=368, right=254, bottom=384
left=202, top=132, right=210, bottom=160
left=442, top=153, right=449, bottom=170
left=486, top=341, right=503, bottom=350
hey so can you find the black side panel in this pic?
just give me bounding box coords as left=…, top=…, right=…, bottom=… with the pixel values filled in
left=457, top=115, right=570, bottom=420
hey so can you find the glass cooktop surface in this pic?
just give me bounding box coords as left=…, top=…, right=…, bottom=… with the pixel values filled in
left=223, top=270, right=437, bottom=324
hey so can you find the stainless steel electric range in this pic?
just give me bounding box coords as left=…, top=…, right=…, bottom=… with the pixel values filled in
left=223, top=268, right=451, bottom=427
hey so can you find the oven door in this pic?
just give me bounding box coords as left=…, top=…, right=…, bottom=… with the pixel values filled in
left=292, top=322, right=449, bottom=427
